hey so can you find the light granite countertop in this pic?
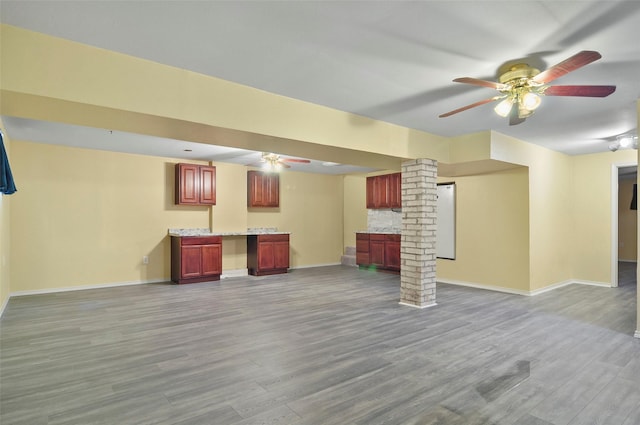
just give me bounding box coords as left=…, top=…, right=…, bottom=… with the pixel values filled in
left=356, top=228, right=401, bottom=234
left=169, top=227, right=290, bottom=237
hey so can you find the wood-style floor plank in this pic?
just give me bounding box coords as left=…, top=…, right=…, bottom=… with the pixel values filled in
left=1, top=263, right=638, bottom=425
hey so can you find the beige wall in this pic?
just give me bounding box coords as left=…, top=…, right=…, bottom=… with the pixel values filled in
left=436, top=167, right=530, bottom=292
left=9, top=141, right=346, bottom=293
left=247, top=171, right=345, bottom=267
left=618, top=178, right=638, bottom=261
left=572, top=150, right=638, bottom=284
left=10, top=141, right=209, bottom=292
left=637, top=98, right=640, bottom=338
left=0, top=119, right=11, bottom=312
left=343, top=175, right=368, bottom=249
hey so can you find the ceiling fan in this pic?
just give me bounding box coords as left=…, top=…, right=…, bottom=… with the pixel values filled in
left=249, top=152, right=311, bottom=171
left=439, top=50, right=616, bottom=125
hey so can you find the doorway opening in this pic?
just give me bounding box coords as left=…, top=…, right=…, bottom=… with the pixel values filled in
left=611, top=163, right=637, bottom=287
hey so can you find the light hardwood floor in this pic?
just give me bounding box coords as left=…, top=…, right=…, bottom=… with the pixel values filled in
left=1, top=264, right=638, bottom=425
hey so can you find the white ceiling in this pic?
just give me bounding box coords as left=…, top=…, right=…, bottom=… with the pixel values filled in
left=2, top=0, right=640, bottom=172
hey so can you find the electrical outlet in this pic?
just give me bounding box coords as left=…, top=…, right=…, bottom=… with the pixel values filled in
left=143, top=256, right=149, bottom=264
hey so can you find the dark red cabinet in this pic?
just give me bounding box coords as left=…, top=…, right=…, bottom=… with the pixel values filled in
left=248, top=171, right=279, bottom=207
left=366, top=173, right=401, bottom=209
left=356, top=233, right=400, bottom=273
left=247, top=234, right=289, bottom=276
left=171, top=236, right=222, bottom=284
left=176, top=163, right=216, bottom=205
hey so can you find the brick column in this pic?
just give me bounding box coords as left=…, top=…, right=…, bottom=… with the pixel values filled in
left=400, top=158, right=437, bottom=308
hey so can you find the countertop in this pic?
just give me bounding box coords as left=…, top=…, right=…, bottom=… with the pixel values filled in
left=169, top=228, right=290, bottom=237
left=356, top=229, right=401, bottom=234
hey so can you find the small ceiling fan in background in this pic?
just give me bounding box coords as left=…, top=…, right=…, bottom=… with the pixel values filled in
left=248, top=152, right=311, bottom=171
left=439, top=50, right=616, bottom=125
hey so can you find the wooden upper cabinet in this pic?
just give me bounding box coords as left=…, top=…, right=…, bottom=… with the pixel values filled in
left=175, top=163, right=216, bottom=205
left=248, top=171, right=279, bottom=207
left=388, top=173, right=402, bottom=209
left=366, top=173, right=401, bottom=209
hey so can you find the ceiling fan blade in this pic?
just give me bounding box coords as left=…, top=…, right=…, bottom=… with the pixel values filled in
left=279, top=162, right=291, bottom=169
left=532, top=50, right=602, bottom=84
left=509, top=107, right=526, bottom=126
left=453, top=77, right=508, bottom=90
left=439, top=96, right=503, bottom=118
left=543, top=85, right=616, bottom=97
left=280, top=158, right=311, bottom=163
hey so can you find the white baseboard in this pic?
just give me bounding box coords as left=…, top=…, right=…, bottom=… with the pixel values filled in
left=635, top=330, right=640, bottom=339
left=290, top=262, right=341, bottom=269
left=399, top=301, right=437, bottom=309
left=436, top=278, right=531, bottom=296
left=221, top=269, right=248, bottom=279
left=437, top=278, right=612, bottom=297
left=0, top=295, right=9, bottom=319
left=8, top=278, right=167, bottom=298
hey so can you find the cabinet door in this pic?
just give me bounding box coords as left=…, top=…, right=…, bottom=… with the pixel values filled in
left=176, top=163, right=200, bottom=204
left=201, top=243, right=222, bottom=276
left=200, top=166, right=217, bottom=205
left=181, top=245, right=203, bottom=278
left=385, top=240, right=401, bottom=271
left=388, top=173, right=402, bottom=209
left=248, top=171, right=279, bottom=207
left=356, top=234, right=370, bottom=265
left=369, top=239, right=385, bottom=267
left=273, top=241, right=289, bottom=269
left=265, top=173, right=280, bottom=207
left=248, top=171, right=264, bottom=206
left=257, top=241, right=276, bottom=270
left=366, top=176, right=376, bottom=208
left=366, top=175, right=391, bottom=209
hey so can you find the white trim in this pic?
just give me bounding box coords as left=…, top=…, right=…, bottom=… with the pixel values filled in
left=399, top=301, right=437, bottom=309
left=528, top=280, right=576, bottom=296
left=221, top=269, right=249, bottom=279
left=290, top=262, right=341, bottom=269
left=571, top=279, right=612, bottom=288
left=8, top=278, right=166, bottom=298
left=611, top=161, right=638, bottom=288
left=437, top=278, right=612, bottom=297
left=437, top=278, right=531, bottom=296
left=635, top=330, right=640, bottom=339
left=0, top=295, right=9, bottom=318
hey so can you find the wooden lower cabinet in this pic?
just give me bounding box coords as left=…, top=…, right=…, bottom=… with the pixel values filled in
left=356, top=233, right=400, bottom=273
left=171, top=236, right=222, bottom=284
left=356, top=233, right=370, bottom=265
left=247, top=234, right=290, bottom=276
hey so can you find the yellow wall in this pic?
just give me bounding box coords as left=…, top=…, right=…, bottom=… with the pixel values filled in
left=343, top=175, right=368, bottom=248
left=619, top=178, right=638, bottom=262
left=436, top=167, right=530, bottom=292
left=10, top=141, right=209, bottom=291
left=0, top=119, right=11, bottom=312
left=0, top=24, right=447, bottom=169
left=572, top=150, right=638, bottom=284
left=9, top=140, right=346, bottom=293
left=636, top=98, right=639, bottom=337
left=247, top=171, right=345, bottom=267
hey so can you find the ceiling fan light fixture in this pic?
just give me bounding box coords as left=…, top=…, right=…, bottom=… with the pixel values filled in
left=521, top=91, right=542, bottom=111
left=617, top=134, right=634, bottom=149
left=494, top=100, right=513, bottom=117
left=494, top=97, right=514, bottom=117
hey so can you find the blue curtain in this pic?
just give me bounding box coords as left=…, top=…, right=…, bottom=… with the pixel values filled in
left=1, top=130, right=17, bottom=195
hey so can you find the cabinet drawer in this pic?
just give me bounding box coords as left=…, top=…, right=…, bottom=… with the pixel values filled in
left=356, top=233, right=370, bottom=241
left=356, top=239, right=369, bottom=253
left=257, top=234, right=289, bottom=242
left=386, top=234, right=401, bottom=242
left=370, top=234, right=386, bottom=241
left=180, top=236, right=222, bottom=245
